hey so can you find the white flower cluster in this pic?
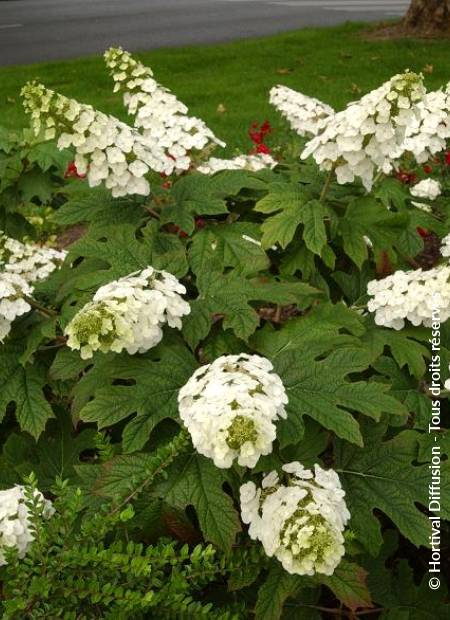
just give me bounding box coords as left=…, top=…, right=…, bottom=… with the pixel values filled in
left=367, top=265, right=450, bottom=330
left=240, top=462, right=350, bottom=576
left=410, top=178, right=442, bottom=200
left=22, top=81, right=166, bottom=198
left=0, top=485, right=54, bottom=566
left=301, top=72, right=426, bottom=190
left=441, top=234, right=450, bottom=258
left=197, top=153, right=276, bottom=175
left=270, top=85, right=334, bottom=137
left=65, top=266, right=190, bottom=359
left=178, top=354, right=287, bottom=469
left=403, top=83, right=450, bottom=163
left=0, top=232, right=66, bottom=282
left=0, top=232, right=66, bottom=342
left=104, top=47, right=224, bottom=174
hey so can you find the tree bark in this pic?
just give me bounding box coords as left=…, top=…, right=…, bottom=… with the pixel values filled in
left=402, top=0, right=450, bottom=35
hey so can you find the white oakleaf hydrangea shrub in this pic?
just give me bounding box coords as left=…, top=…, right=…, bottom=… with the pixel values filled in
left=178, top=354, right=287, bottom=468
left=410, top=178, right=442, bottom=200
left=270, top=85, right=334, bottom=137
left=65, top=266, right=190, bottom=359
left=0, top=486, right=54, bottom=566
left=240, top=462, right=350, bottom=576
left=22, top=82, right=167, bottom=197
left=197, top=153, right=277, bottom=175
left=367, top=265, right=450, bottom=329
left=301, top=71, right=426, bottom=190
left=104, top=47, right=224, bottom=174
left=403, top=82, right=450, bottom=163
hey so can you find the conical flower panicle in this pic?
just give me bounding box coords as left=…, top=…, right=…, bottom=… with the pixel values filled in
left=178, top=353, right=288, bottom=468
left=240, top=462, right=350, bottom=576
left=22, top=81, right=163, bottom=197
left=301, top=71, right=426, bottom=190
left=367, top=264, right=450, bottom=329
left=104, top=47, right=225, bottom=175
left=270, top=85, right=334, bottom=137
left=65, top=266, right=190, bottom=359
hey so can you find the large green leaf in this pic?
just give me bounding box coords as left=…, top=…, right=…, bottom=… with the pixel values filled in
left=335, top=421, right=450, bottom=554
left=160, top=174, right=230, bottom=235
left=316, top=560, right=372, bottom=612
left=66, top=224, right=152, bottom=287
left=252, top=305, right=406, bottom=446
left=189, top=222, right=269, bottom=276
left=183, top=269, right=321, bottom=348
left=254, top=183, right=330, bottom=253
left=0, top=343, right=53, bottom=439
left=156, top=454, right=241, bottom=552
left=254, top=565, right=303, bottom=620
left=339, top=197, right=411, bottom=268
left=54, top=183, right=144, bottom=230
left=74, top=341, right=197, bottom=452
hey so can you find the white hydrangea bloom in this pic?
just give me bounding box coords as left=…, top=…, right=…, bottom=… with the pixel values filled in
left=104, top=47, right=224, bottom=174
left=240, top=462, right=350, bottom=576
left=301, top=72, right=426, bottom=190
left=197, top=153, right=276, bottom=175
left=403, top=83, right=450, bottom=163
left=0, top=485, right=54, bottom=566
left=0, top=272, right=33, bottom=342
left=441, top=234, right=450, bottom=258
left=178, top=354, right=288, bottom=468
left=21, top=81, right=169, bottom=197
left=0, top=232, right=66, bottom=283
left=367, top=265, right=450, bottom=329
left=269, top=85, right=334, bottom=137
left=410, top=179, right=442, bottom=201
left=65, top=266, right=190, bottom=359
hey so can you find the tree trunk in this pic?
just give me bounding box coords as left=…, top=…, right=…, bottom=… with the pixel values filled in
left=402, top=0, right=450, bottom=35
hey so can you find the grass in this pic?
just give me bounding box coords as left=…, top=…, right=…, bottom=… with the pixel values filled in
left=0, top=22, right=449, bottom=153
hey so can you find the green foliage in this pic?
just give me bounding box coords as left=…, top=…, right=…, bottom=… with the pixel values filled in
left=1, top=477, right=241, bottom=619
left=0, top=127, right=70, bottom=238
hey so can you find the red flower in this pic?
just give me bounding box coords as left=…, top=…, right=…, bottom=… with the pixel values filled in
left=248, top=120, right=272, bottom=145
left=253, top=143, right=272, bottom=155
left=423, top=164, right=433, bottom=174
left=445, top=151, right=450, bottom=166
left=396, top=169, right=416, bottom=185
left=417, top=227, right=428, bottom=238
left=64, top=161, right=86, bottom=179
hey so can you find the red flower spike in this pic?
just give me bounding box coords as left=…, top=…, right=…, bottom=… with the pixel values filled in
left=423, top=165, right=433, bottom=174
left=445, top=151, right=450, bottom=166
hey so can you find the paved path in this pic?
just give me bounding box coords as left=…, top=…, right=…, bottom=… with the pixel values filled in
left=0, top=0, right=410, bottom=66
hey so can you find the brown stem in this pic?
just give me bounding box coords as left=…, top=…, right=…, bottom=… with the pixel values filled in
left=23, top=295, right=58, bottom=318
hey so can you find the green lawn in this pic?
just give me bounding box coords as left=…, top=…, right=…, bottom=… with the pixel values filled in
left=0, top=23, right=449, bottom=153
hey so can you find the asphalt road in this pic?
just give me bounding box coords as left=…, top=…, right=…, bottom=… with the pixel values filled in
left=0, top=0, right=410, bottom=66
